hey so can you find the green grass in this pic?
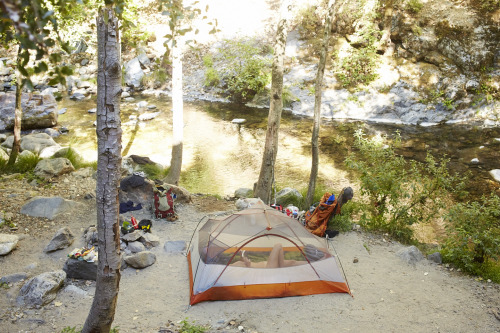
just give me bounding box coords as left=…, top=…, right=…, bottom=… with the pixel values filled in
left=138, top=163, right=170, bottom=180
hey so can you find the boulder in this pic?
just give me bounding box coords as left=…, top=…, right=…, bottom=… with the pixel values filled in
left=0, top=93, right=58, bottom=131
left=63, top=258, right=97, bottom=281
left=0, top=234, right=19, bottom=255
left=124, top=251, right=156, bottom=269
left=275, top=188, right=303, bottom=207
left=121, top=230, right=142, bottom=242
left=83, top=226, right=98, bottom=246
left=0, top=272, right=29, bottom=284
left=20, top=196, right=83, bottom=220
left=234, top=188, right=253, bottom=198
left=119, top=177, right=154, bottom=209
left=397, top=245, right=425, bottom=265
left=39, top=145, right=63, bottom=158
left=127, top=241, right=146, bottom=253
left=124, top=57, right=144, bottom=89
left=44, top=227, right=75, bottom=253
left=140, top=233, right=160, bottom=249
left=159, top=183, right=192, bottom=204
left=0, top=148, right=9, bottom=160
left=427, top=252, right=443, bottom=265
left=1, top=133, right=58, bottom=154
left=17, top=270, right=66, bottom=307
left=34, top=158, right=75, bottom=179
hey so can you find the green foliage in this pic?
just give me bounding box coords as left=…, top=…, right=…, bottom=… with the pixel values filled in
left=138, top=163, right=170, bottom=180
left=141, top=68, right=169, bottom=89
left=2, top=153, right=42, bottom=174
left=60, top=326, right=119, bottom=333
left=214, top=39, right=272, bottom=102
left=202, top=54, right=220, bottom=87
left=442, top=193, right=500, bottom=281
left=54, top=147, right=96, bottom=170
left=335, top=29, right=379, bottom=88
left=282, top=85, right=297, bottom=108
left=345, top=129, right=467, bottom=243
left=295, top=4, right=325, bottom=57
left=406, top=0, right=424, bottom=14
left=328, top=201, right=361, bottom=232
left=179, top=318, right=207, bottom=333
left=475, top=0, right=500, bottom=12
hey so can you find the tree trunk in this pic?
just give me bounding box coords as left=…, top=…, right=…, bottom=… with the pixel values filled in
left=254, top=0, right=292, bottom=204
left=165, top=38, right=183, bottom=185
left=7, top=47, right=23, bottom=166
left=305, top=0, right=336, bottom=209
left=82, top=7, right=122, bottom=333
left=379, top=0, right=394, bottom=55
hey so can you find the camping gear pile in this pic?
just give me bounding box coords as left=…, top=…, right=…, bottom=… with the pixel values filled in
left=187, top=199, right=350, bottom=305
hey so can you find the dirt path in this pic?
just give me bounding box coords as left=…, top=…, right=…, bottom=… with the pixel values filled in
left=1, top=173, right=499, bottom=333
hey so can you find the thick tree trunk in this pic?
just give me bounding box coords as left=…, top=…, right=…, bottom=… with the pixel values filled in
left=165, top=38, right=183, bottom=185
left=7, top=47, right=23, bottom=166
left=82, top=7, right=122, bottom=333
left=305, top=0, right=336, bottom=209
left=254, top=0, right=292, bottom=204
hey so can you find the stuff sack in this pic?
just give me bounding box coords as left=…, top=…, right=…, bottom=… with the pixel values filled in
left=304, top=192, right=340, bottom=237
left=153, top=185, right=178, bottom=220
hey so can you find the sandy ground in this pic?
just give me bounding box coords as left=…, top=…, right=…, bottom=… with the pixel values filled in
left=0, top=173, right=499, bottom=333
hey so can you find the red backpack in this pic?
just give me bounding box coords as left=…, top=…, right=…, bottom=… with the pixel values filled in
left=153, top=185, right=177, bottom=221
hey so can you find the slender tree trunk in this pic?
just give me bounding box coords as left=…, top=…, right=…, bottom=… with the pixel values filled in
left=379, top=0, right=394, bottom=55
left=7, top=47, right=23, bottom=166
left=82, top=7, right=122, bottom=333
left=165, top=38, right=183, bottom=185
left=305, top=0, right=336, bottom=209
left=254, top=0, right=292, bottom=204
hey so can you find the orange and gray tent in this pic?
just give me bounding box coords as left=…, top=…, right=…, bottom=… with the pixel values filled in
left=187, top=200, right=351, bottom=305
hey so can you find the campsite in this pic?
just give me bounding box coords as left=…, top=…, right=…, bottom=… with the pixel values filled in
left=0, top=0, right=500, bottom=332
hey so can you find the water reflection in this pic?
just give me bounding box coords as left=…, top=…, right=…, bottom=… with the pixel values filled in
left=57, top=97, right=500, bottom=198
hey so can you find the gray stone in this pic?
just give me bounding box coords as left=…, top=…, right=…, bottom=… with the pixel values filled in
left=73, top=167, right=94, bottom=178
left=21, top=196, right=83, bottom=220
left=83, top=226, right=98, bottom=246
left=17, top=270, right=66, bottom=307
left=164, top=240, right=186, bottom=254
left=0, top=133, right=57, bottom=154
left=157, top=183, right=192, bottom=204
left=0, top=148, right=9, bottom=160
left=121, top=230, right=142, bottom=242
left=44, top=227, right=75, bottom=253
left=70, top=92, right=86, bottom=101
left=138, top=112, right=160, bottom=121
left=124, top=251, right=156, bottom=269
left=34, top=158, right=75, bottom=179
left=127, top=241, right=145, bottom=253
left=397, top=245, right=425, bottom=265
left=124, top=57, right=144, bottom=89
left=19, top=150, right=36, bottom=159
left=61, top=285, right=88, bottom=297
left=63, top=258, right=97, bottom=281
left=38, top=145, right=63, bottom=158
left=235, top=198, right=261, bottom=210
left=427, top=252, right=443, bottom=264
left=0, top=93, right=58, bottom=131
left=137, top=53, right=151, bottom=67
left=0, top=272, right=28, bottom=284
left=275, top=187, right=303, bottom=207
left=140, top=233, right=160, bottom=249
left=0, top=233, right=19, bottom=255
left=234, top=188, right=253, bottom=198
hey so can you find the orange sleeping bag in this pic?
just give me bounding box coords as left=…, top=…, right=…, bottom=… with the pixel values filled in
left=305, top=192, right=340, bottom=237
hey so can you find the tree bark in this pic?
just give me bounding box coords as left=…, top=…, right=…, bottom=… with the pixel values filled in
left=82, top=7, right=122, bottom=333
left=305, top=0, right=336, bottom=209
left=7, top=46, right=23, bottom=166
left=165, top=37, right=183, bottom=185
left=254, top=0, right=292, bottom=204
left=379, top=0, right=394, bottom=55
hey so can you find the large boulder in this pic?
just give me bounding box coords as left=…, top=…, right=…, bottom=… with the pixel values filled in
left=20, top=196, right=83, bottom=220
left=63, top=258, right=97, bottom=281
left=0, top=93, right=58, bottom=131
left=1, top=133, right=58, bottom=155
left=0, top=234, right=19, bottom=256
left=124, top=57, right=144, bottom=89
left=234, top=188, right=253, bottom=198
left=124, top=251, right=156, bottom=269
left=275, top=188, right=303, bottom=207
left=44, top=227, right=75, bottom=253
left=397, top=245, right=425, bottom=266
left=34, top=158, right=75, bottom=179
left=119, top=176, right=154, bottom=210
left=17, top=270, right=66, bottom=307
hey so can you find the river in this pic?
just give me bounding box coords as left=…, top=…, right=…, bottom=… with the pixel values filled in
left=57, top=96, right=500, bottom=199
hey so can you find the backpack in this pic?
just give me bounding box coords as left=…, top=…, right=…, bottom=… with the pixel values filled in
left=304, top=192, right=340, bottom=237
left=153, top=185, right=178, bottom=221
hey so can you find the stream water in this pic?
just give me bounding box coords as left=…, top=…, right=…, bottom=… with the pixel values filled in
left=57, top=96, right=500, bottom=199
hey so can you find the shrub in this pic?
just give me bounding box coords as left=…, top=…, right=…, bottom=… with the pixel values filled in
left=442, top=193, right=500, bottom=281
left=406, top=0, right=424, bottom=14
left=345, top=129, right=467, bottom=243
left=328, top=201, right=361, bottom=232
left=202, top=54, right=220, bottom=87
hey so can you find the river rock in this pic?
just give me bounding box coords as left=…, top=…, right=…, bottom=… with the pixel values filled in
left=20, top=196, right=83, bottom=220
left=17, top=270, right=66, bottom=307
left=0, top=93, right=58, bottom=131
left=275, top=188, right=303, bottom=207
left=44, top=227, right=75, bottom=253
left=124, top=251, right=156, bottom=269
left=397, top=245, right=425, bottom=265
left=235, top=188, right=253, bottom=198
left=0, top=233, right=19, bottom=255
left=124, top=57, right=144, bottom=89
left=34, top=158, right=75, bottom=179
left=489, top=169, right=500, bottom=182
left=63, top=258, right=97, bottom=281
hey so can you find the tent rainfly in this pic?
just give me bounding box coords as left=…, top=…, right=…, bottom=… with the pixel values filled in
left=187, top=200, right=351, bottom=305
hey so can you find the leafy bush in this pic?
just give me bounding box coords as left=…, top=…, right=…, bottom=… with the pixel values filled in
left=202, top=54, right=220, bottom=87
left=328, top=201, right=361, bottom=232
left=138, top=163, right=170, bottom=181
left=442, top=193, right=500, bottom=281
left=213, top=39, right=272, bottom=102
left=179, top=318, right=207, bottom=333
left=406, top=0, right=424, bottom=14
left=345, top=130, right=467, bottom=243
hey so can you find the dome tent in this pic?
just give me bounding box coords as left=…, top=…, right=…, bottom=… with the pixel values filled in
left=187, top=200, right=351, bottom=305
